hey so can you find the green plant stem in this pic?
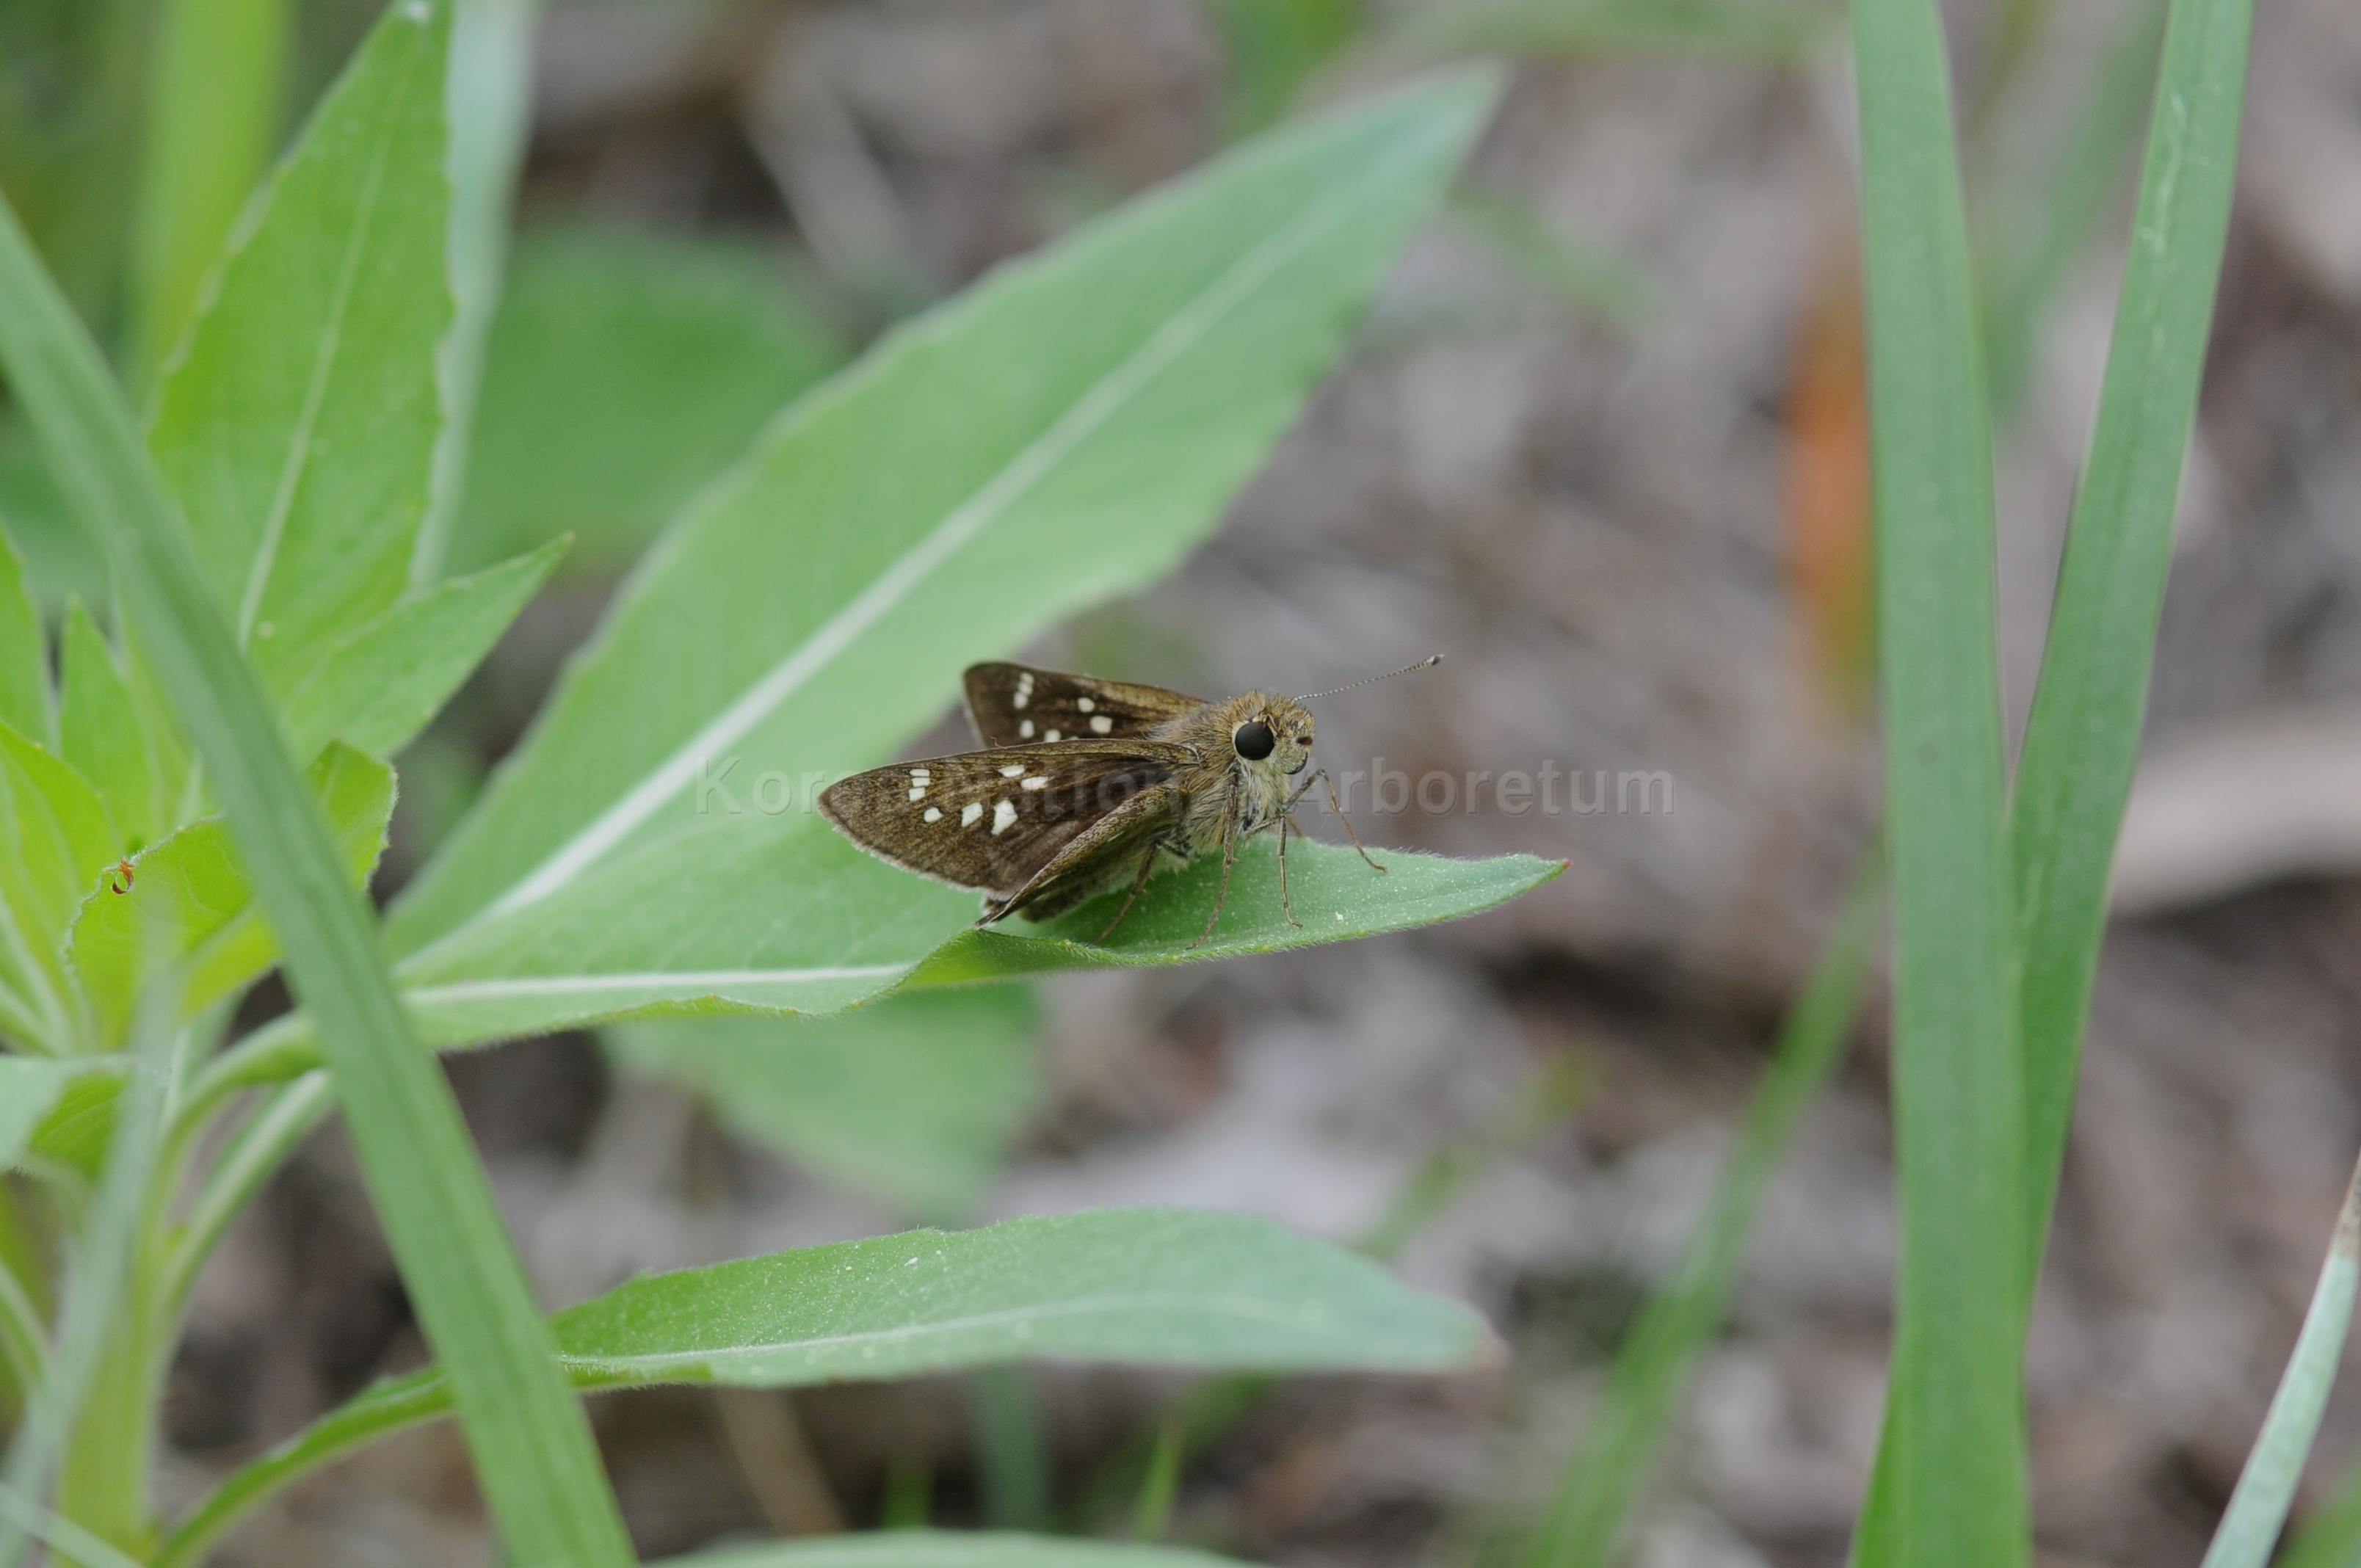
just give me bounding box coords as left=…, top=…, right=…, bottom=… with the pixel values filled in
left=2199, top=1147, right=2361, bottom=1568
left=162, top=1072, right=333, bottom=1315
left=1524, top=850, right=1881, bottom=1568
left=0, top=153, right=636, bottom=1568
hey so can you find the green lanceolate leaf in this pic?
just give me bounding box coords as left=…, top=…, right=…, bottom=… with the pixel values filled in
left=0, top=722, right=117, bottom=1053
left=1847, top=0, right=2026, bottom=1558
left=144, top=0, right=451, bottom=702
left=656, top=1535, right=1256, bottom=1568
left=206, top=836, right=1561, bottom=1086
left=159, top=1208, right=1494, bottom=1568
left=0, top=4, right=639, bottom=1561
left=381, top=76, right=1502, bottom=1034
left=69, top=741, right=394, bottom=1045
left=454, top=226, right=846, bottom=577
left=0, top=525, right=47, bottom=748
left=280, top=537, right=563, bottom=760
left=609, top=984, right=1042, bottom=1222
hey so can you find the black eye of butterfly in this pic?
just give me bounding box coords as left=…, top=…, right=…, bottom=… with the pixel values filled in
left=1232, top=719, right=1276, bottom=761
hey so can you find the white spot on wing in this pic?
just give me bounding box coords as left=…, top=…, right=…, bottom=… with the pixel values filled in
left=924, top=807, right=943, bottom=822
left=999, top=764, right=1026, bottom=777
left=1089, top=714, right=1113, bottom=734
left=1044, top=728, right=1062, bottom=742
left=991, top=799, right=1017, bottom=835
left=1076, top=697, right=1095, bottom=713
left=1018, top=719, right=1034, bottom=738
left=1013, top=672, right=1034, bottom=709
left=960, top=802, right=984, bottom=827
left=1021, top=776, right=1048, bottom=790
left=907, top=787, right=926, bottom=801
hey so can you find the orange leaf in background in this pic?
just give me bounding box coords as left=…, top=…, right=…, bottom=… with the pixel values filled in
left=1786, top=253, right=1875, bottom=718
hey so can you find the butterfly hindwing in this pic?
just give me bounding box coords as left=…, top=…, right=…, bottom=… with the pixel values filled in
left=961, top=663, right=1204, bottom=748
left=819, top=741, right=1194, bottom=900
left=987, top=778, right=1189, bottom=923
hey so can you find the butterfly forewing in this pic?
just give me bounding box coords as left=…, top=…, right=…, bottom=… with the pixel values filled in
left=819, top=741, right=1194, bottom=900
left=962, top=663, right=1204, bottom=748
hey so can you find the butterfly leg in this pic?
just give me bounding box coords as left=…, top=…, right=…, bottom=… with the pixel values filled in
left=1276, top=811, right=1303, bottom=928
left=1189, top=814, right=1241, bottom=950
left=1093, top=849, right=1160, bottom=943
left=1320, top=769, right=1386, bottom=872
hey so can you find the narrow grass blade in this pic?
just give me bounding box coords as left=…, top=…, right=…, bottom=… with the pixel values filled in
left=0, top=56, right=636, bottom=1568
left=2199, top=1148, right=2361, bottom=1568
left=1849, top=0, right=2028, bottom=1555
left=127, top=0, right=291, bottom=388
left=157, top=1207, right=1490, bottom=1568
left=1526, top=851, right=1880, bottom=1568
left=2006, top=0, right=2254, bottom=1277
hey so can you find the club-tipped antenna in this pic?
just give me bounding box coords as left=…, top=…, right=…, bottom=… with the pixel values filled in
left=1296, top=654, right=1444, bottom=703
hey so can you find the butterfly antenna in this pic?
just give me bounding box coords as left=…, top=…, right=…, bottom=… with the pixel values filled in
left=1296, top=654, right=1443, bottom=703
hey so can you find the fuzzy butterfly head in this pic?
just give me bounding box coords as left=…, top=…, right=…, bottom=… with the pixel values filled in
left=1214, top=692, right=1315, bottom=777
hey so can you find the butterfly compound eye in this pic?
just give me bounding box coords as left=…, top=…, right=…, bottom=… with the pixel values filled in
left=1232, top=719, right=1276, bottom=761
